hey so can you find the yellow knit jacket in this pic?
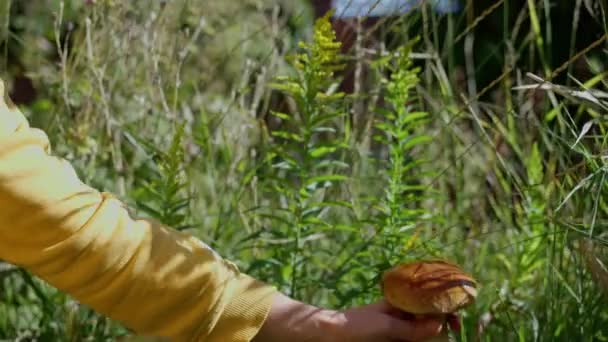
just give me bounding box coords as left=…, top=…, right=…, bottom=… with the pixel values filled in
left=0, top=80, right=276, bottom=341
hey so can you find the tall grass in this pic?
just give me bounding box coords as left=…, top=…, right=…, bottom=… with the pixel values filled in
left=0, top=0, right=607, bottom=341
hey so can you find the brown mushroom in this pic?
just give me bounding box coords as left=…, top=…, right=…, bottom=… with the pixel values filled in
left=381, top=259, right=478, bottom=341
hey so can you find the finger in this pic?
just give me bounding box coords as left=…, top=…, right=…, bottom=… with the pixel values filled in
left=385, top=308, right=415, bottom=321
left=385, top=316, right=443, bottom=341
left=368, top=300, right=416, bottom=320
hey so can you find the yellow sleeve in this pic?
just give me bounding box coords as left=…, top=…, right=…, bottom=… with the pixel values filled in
left=0, top=80, right=276, bottom=341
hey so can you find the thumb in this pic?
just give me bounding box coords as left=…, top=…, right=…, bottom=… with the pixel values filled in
left=386, top=316, right=444, bottom=341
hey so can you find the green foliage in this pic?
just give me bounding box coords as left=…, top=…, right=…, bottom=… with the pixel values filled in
left=131, top=123, right=195, bottom=231
left=1, top=0, right=608, bottom=341
left=253, top=11, right=351, bottom=300
left=324, top=39, right=437, bottom=307
left=373, top=38, right=433, bottom=264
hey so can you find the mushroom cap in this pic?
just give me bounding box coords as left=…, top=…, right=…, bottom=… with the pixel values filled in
left=382, top=259, right=478, bottom=315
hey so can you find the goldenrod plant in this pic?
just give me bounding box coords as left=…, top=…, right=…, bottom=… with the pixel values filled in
left=253, top=11, right=351, bottom=300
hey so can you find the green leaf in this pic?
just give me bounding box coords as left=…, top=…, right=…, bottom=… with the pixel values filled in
left=403, top=135, right=432, bottom=150
left=302, top=217, right=330, bottom=227
left=305, top=174, right=347, bottom=187
left=309, top=145, right=338, bottom=158
left=527, top=143, right=544, bottom=185
left=271, top=130, right=304, bottom=142
left=136, top=201, right=161, bottom=217
left=270, top=111, right=292, bottom=121
left=311, top=112, right=345, bottom=126
left=309, top=200, right=354, bottom=209
left=402, top=111, right=429, bottom=125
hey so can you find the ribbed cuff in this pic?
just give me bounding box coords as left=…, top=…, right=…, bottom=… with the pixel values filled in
left=206, top=273, right=277, bottom=342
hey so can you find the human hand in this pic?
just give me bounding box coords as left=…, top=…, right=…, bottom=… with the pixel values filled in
left=253, top=293, right=451, bottom=342
left=326, top=300, right=451, bottom=342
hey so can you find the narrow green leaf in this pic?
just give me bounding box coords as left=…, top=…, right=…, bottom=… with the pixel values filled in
left=305, top=174, right=347, bottom=186
left=403, top=135, right=432, bottom=150
left=309, top=145, right=337, bottom=158
left=270, top=111, right=292, bottom=121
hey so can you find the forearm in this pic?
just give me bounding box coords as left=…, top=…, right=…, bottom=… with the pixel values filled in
left=253, top=292, right=342, bottom=342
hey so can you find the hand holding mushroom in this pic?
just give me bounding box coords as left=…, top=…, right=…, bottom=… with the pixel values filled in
left=253, top=259, right=475, bottom=342
left=382, top=260, right=478, bottom=341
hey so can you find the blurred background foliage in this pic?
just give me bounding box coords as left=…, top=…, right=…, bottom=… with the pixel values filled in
left=1, top=0, right=608, bottom=341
